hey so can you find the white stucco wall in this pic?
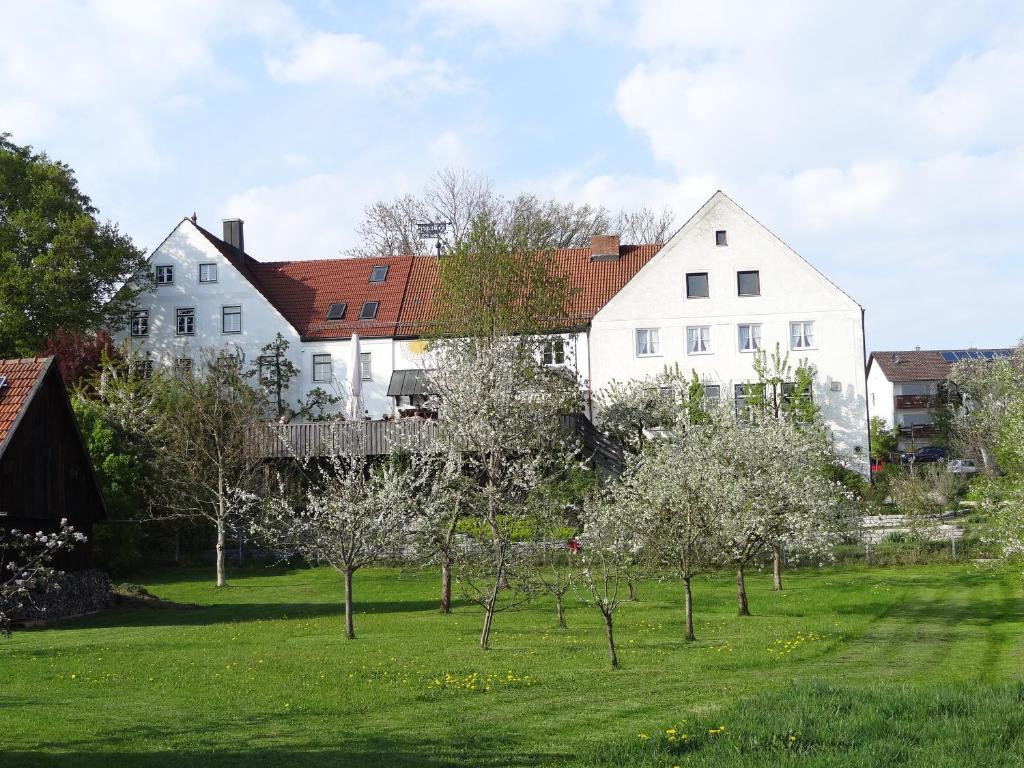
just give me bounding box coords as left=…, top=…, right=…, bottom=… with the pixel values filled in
left=866, top=358, right=895, bottom=429
left=589, top=192, right=870, bottom=472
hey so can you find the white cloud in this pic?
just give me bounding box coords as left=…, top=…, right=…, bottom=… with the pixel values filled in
left=414, top=0, right=614, bottom=47
left=267, top=32, right=465, bottom=94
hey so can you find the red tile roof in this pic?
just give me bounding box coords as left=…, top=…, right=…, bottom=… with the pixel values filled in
left=194, top=221, right=663, bottom=340
left=0, top=357, right=50, bottom=456
left=868, top=349, right=1013, bottom=382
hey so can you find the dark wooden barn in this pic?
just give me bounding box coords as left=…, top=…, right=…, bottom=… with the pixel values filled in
left=0, top=357, right=106, bottom=569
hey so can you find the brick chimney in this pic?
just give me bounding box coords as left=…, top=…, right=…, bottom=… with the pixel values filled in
left=222, top=218, right=245, bottom=255
left=590, top=234, right=620, bottom=261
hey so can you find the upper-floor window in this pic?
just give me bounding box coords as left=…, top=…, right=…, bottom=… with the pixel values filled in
left=130, top=309, right=149, bottom=337
left=313, top=353, right=333, bottom=382
left=737, top=270, right=760, bottom=296
left=715, top=230, right=728, bottom=246
left=199, top=263, right=218, bottom=283
left=176, top=307, right=195, bottom=336
left=687, top=326, right=711, bottom=355
left=369, top=265, right=389, bottom=283
left=790, top=321, right=815, bottom=350
left=222, top=305, right=241, bottom=334
left=360, top=351, right=372, bottom=381
left=738, top=323, right=761, bottom=352
left=635, top=328, right=661, bottom=357
left=542, top=339, right=565, bottom=366
left=326, top=302, right=347, bottom=321
left=155, top=265, right=174, bottom=285
left=359, top=301, right=379, bottom=320
left=686, top=272, right=709, bottom=299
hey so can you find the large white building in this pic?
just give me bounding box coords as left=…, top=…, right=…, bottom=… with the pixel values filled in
left=120, top=191, right=870, bottom=470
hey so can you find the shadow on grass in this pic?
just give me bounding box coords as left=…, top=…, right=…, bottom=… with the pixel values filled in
left=36, top=598, right=471, bottom=632
left=3, top=731, right=559, bottom=768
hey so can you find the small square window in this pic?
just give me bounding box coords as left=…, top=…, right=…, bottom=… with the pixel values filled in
left=738, top=323, right=761, bottom=352
left=686, top=272, right=709, bottom=299
left=360, top=351, right=372, bottom=381
left=359, top=301, right=379, bottom=320
left=635, top=328, right=661, bottom=357
left=313, top=354, right=333, bottom=383
left=222, top=305, right=241, bottom=334
left=687, top=326, right=711, bottom=355
left=542, top=339, right=565, bottom=366
left=137, top=359, right=154, bottom=379
left=831, top=381, right=842, bottom=392
left=130, top=309, right=149, bottom=337
left=155, top=265, right=174, bottom=285
left=175, top=307, right=195, bottom=336
left=703, top=384, right=721, bottom=401
left=199, top=263, right=218, bottom=283
left=716, top=230, right=728, bottom=246
left=326, top=302, right=347, bottom=321
left=790, top=321, right=815, bottom=350
left=737, top=270, right=760, bottom=296
left=369, top=265, right=389, bottom=283
left=174, top=357, right=193, bottom=378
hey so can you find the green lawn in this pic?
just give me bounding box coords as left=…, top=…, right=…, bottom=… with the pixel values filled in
left=2, top=563, right=1023, bottom=767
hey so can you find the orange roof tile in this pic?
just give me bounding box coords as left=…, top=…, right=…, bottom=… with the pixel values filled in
left=0, top=357, right=50, bottom=455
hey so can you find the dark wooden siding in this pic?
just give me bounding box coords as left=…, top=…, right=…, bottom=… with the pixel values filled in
left=0, top=368, right=104, bottom=569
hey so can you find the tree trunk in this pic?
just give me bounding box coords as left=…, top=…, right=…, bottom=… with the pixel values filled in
left=772, top=546, right=784, bottom=591
left=555, top=593, right=566, bottom=629
left=480, top=580, right=499, bottom=650
left=344, top=566, right=355, bottom=639
left=683, top=575, right=695, bottom=642
left=736, top=564, right=750, bottom=616
left=603, top=610, right=618, bottom=668
left=628, top=579, right=638, bottom=601
left=440, top=560, right=452, bottom=614
left=215, top=517, right=226, bottom=588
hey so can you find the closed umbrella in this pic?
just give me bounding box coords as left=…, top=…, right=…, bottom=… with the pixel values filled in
left=349, top=333, right=362, bottom=419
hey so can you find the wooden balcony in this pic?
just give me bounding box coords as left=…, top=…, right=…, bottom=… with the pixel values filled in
left=250, top=413, right=625, bottom=474
left=898, top=424, right=937, bottom=437
left=894, top=394, right=932, bottom=409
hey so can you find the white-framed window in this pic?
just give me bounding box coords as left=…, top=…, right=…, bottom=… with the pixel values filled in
left=199, top=263, right=218, bottom=283
left=176, top=307, right=195, bottom=336
left=635, top=328, right=661, bottom=357
left=686, top=326, right=711, bottom=355
left=222, top=305, right=241, bottom=334
left=130, top=309, right=149, bottom=337
left=155, top=265, right=174, bottom=285
left=542, top=338, right=565, bottom=366
left=790, top=320, right=815, bottom=350
left=313, top=353, right=333, bottom=382
left=174, top=357, right=193, bottom=378
left=738, top=323, right=761, bottom=352
left=360, top=351, right=372, bottom=381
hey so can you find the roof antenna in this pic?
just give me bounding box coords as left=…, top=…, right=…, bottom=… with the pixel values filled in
left=417, top=221, right=450, bottom=257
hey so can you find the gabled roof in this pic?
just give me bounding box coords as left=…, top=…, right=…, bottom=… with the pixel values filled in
left=868, top=348, right=1013, bottom=382
left=188, top=221, right=662, bottom=340
left=0, top=358, right=51, bottom=457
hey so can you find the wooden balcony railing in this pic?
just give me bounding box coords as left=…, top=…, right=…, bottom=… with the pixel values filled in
left=898, top=424, right=937, bottom=437
left=894, top=394, right=932, bottom=409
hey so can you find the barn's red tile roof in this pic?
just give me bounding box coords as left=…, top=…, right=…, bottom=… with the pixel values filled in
left=0, top=357, right=50, bottom=455
left=193, top=222, right=664, bottom=340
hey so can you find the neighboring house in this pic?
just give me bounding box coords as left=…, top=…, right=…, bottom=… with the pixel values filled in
left=866, top=347, right=1013, bottom=451
left=119, top=191, right=870, bottom=471
left=0, top=357, right=106, bottom=569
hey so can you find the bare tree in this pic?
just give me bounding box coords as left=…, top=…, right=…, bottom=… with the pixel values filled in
left=156, top=352, right=265, bottom=587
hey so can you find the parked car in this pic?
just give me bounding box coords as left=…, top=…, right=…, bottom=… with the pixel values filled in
left=909, top=446, right=947, bottom=464
left=947, top=459, right=977, bottom=475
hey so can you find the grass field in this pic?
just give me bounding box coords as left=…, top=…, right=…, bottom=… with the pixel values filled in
left=2, top=563, right=1024, bottom=767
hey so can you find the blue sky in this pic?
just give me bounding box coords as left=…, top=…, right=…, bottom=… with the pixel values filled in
left=2, top=0, right=1023, bottom=352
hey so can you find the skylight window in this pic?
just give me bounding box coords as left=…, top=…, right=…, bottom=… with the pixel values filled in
left=326, top=302, right=347, bottom=321
left=369, top=265, right=389, bottom=283
left=359, top=301, right=379, bottom=320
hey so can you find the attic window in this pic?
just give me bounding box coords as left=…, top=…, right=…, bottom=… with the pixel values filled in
left=359, top=301, right=379, bottom=320
left=715, top=230, right=728, bottom=246
left=0, top=375, right=7, bottom=390
left=369, top=265, right=389, bottom=283
left=326, top=302, right=347, bottom=321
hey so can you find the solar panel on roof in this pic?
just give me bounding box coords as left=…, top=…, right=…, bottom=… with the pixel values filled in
left=941, top=352, right=958, bottom=362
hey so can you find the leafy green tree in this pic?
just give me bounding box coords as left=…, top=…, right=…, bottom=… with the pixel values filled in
left=869, top=416, right=899, bottom=461
left=247, top=332, right=299, bottom=418
left=747, top=344, right=820, bottom=423
left=0, top=133, right=148, bottom=357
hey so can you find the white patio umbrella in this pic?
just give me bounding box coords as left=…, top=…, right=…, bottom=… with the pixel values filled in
left=349, top=332, right=362, bottom=419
